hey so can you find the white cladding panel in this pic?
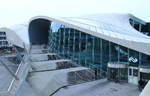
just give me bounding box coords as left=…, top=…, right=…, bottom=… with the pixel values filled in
left=0, top=28, right=24, bottom=48
left=29, top=14, right=150, bottom=55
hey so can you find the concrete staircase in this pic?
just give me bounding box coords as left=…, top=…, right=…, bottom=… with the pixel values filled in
left=26, top=45, right=96, bottom=96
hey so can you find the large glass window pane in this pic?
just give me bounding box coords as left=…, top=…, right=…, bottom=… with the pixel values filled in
left=133, top=69, right=138, bottom=76
left=102, top=39, right=109, bottom=74
left=85, top=34, right=93, bottom=67
left=141, top=53, right=150, bottom=67
left=63, top=27, right=69, bottom=58
left=129, top=49, right=139, bottom=67
left=110, top=42, right=118, bottom=62
left=59, top=26, right=65, bottom=56
left=79, top=32, right=87, bottom=66
left=49, top=22, right=62, bottom=53
left=72, top=29, right=76, bottom=61
left=119, top=45, right=128, bottom=62
left=58, top=28, right=62, bottom=54
left=68, top=29, right=74, bottom=59
left=73, top=30, right=80, bottom=63
left=94, top=38, right=101, bottom=65
left=93, top=37, right=102, bottom=78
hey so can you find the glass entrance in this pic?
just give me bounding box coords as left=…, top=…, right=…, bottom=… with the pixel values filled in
left=128, top=67, right=139, bottom=85
left=107, top=62, right=128, bottom=82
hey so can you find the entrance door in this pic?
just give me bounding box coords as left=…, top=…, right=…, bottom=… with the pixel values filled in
left=128, top=67, right=139, bottom=85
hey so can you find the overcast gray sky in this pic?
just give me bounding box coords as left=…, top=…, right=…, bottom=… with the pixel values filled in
left=0, top=0, right=149, bottom=27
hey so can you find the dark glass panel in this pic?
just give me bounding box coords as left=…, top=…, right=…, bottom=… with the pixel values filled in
left=141, top=53, right=150, bottom=67
left=119, top=45, right=128, bottom=62
left=85, top=34, right=93, bottom=67
left=129, top=49, right=139, bottom=67
left=79, top=32, right=87, bottom=66
left=102, top=39, right=109, bottom=75
left=110, top=42, right=118, bottom=62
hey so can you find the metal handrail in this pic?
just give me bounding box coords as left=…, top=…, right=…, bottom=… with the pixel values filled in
left=7, top=43, right=31, bottom=92
left=0, top=57, right=24, bottom=95
left=7, top=53, right=28, bottom=91
left=0, top=58, right=19, bottom=80
left=0, top=43, right=31, bottom=95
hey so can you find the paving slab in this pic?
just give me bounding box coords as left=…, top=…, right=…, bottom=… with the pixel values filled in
left=53, top=79, right=140, bottom=96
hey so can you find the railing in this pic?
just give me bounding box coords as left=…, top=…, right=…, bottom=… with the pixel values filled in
left=0, top=43, right=31, bottom=96
left=8, top=54, right=30, bottom=95
left=0, top=58, right=19, bottom=80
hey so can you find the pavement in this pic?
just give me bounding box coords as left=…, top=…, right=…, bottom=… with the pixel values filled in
left=53, top=79, right=140, bottom=96
left=0, top=58, right=18, bottom=92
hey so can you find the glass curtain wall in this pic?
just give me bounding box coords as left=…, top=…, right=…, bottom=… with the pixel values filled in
left=141, top=53, right=150, bottom=67
left=49, top=22, right=105, bottom=78
left=140, top=53, right=150, bottom=82
left=48, top=21, right=150, bottom=79
left=108, top=43, right=128, bottom=81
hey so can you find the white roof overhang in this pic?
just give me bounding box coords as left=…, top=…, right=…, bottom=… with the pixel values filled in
left=29, top=14, right=150, bottom=55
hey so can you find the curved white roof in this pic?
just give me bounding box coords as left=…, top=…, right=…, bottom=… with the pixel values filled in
left=10, top=24, right=30, bottom=45
left=29, top=13, right=150, bottom=55
left=0, top=27, right=25, bottom=48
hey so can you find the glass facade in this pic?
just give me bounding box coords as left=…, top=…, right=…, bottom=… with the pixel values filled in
left=107, top=67, right=128, bottom=81
left=48, top=21, right=150, bottom=78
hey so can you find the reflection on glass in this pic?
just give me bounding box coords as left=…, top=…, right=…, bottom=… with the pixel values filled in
left=48, top=21, right=150, bottom=78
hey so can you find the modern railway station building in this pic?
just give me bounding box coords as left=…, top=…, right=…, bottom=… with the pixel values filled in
left=28, top=14, right=150, bottom=85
